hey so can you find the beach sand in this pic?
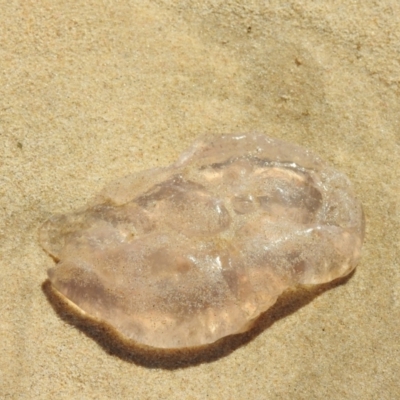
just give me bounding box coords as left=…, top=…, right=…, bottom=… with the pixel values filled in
left=1, top=1, right=399, bottom=398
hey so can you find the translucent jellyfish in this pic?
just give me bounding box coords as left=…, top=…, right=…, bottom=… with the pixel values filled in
left=40, top=133, right=365, bottom=348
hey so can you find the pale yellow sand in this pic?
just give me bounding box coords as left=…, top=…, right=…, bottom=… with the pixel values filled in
left=1, top=1, right=399, bottom=399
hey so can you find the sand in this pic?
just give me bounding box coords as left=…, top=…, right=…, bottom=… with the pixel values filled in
left=0, top=1, right=399, bottom=399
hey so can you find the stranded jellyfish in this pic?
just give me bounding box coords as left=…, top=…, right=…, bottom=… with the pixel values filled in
left=40, top=133, right=364, bottom=348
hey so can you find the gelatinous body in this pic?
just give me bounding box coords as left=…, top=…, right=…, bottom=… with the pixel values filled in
left=40, top=133, right=364, bottom=348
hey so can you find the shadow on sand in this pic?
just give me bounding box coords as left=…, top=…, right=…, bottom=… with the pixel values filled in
left=42, top=271, right=353, bottom=370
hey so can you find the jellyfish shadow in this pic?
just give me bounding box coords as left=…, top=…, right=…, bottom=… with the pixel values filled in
left=42, top=271, right=354, bottom=370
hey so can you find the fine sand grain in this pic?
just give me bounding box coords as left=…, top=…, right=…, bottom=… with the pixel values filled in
left=1, top=1, right=399, bottom=399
